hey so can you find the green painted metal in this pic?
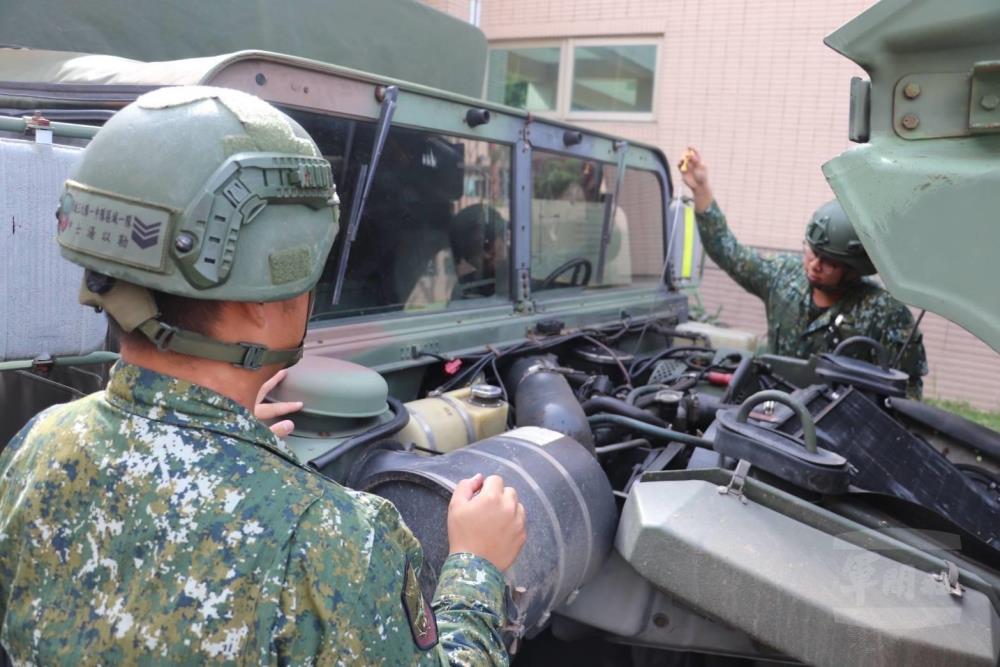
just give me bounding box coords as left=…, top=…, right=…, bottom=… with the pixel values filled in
left=0, top=49, right=671, bottom=168
left=270, top=356, right=388, bottom=419
left=823, top=0, right=1000, bottom=353
left=0, top=0, right=487, bottom=98
left=0, top=351, right=119, bottom=372
left=306, top=287, right=687, bottom=372
left=0, top=116, right=99, bottom=139
left=618, top=469, right=1000, bottom=667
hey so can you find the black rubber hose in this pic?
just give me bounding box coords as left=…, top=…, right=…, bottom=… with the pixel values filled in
left=721, top=352, right=753, bottom=404
left=506, top=356, right=595, bottom=450
left=309, top=396, right=409, bottom=470
left=587, top=413, right=714, bottom=449
left=581, top=395, right=670, bottom=428
left=888, top=397, right=1000, bottom=463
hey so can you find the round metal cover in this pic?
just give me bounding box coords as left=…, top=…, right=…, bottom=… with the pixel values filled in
left=269, top=355, right=389, bottom=418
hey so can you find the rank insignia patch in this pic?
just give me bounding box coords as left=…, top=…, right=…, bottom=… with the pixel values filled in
left=401, top=557, right=439, bottom=651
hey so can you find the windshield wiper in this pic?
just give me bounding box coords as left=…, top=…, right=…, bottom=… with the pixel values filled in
left=330, top=85, right=399, bottom=305
left=595, top=140, right=628, bottom=285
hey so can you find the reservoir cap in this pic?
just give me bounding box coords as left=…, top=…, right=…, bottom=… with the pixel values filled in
left=270, top=356, right=389, bottom=418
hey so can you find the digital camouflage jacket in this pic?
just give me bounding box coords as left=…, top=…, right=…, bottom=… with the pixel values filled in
left=0, top=362, right=508, bottom=666
left=696, top=201, right=928, bottom=397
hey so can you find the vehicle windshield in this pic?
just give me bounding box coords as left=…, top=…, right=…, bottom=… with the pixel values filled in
left=530, top=150, right=664, bottom=293
left=283, top=108, right=512, bottom=321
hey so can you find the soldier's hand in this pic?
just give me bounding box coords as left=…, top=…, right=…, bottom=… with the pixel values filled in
left=679, top=147, right=709, bottom=192
left=447, top=473, right=527, bottom=572
left=254, top=368, right=303, bottom=438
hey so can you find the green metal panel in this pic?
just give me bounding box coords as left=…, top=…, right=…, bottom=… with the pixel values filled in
left=0, top=0, right=487, bottom=98
left=305, top=287, right=688, bottom=371
left=822, top=0, right=1000, bottom=353
left=617, top=468, right=1000, bottom=667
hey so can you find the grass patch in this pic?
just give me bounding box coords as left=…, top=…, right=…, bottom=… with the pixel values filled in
left=927, top=398, right=1000, bottom=433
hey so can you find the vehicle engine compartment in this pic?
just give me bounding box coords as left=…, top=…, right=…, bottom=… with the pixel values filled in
left=272, top=317, right=1000, bottom=666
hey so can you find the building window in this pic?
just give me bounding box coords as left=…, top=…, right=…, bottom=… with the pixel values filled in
left=486, top=46, right=560, bottom=111
left=570, top=44, right=656, bottom=114
left=487, top=38, right=659, bottom=120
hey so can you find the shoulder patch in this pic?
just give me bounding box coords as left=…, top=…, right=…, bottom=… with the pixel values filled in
left=400, top=557, right=438, bottom=651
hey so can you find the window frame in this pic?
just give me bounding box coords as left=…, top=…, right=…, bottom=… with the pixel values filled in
left=485, top=41, right=564, bottom=115
left=487, top=36, right=661, bottom=122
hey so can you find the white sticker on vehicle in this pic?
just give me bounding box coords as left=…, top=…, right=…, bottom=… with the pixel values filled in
left=505, top=426, right=562, bottom=447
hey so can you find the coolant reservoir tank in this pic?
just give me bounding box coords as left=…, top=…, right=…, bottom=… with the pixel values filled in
left=266, top=356, right=390, bottom=467
left=396, top=384, right=509, bottom=453
left=676, top=321, right=760, bottom=354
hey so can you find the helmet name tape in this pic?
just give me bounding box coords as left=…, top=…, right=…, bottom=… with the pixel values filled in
left=58, top=183, right=175, bottom=273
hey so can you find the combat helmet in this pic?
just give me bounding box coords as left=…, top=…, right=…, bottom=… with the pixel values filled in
left=56, top=86, right=339, bottom=369
left=804, top=199, right=876, bottom=276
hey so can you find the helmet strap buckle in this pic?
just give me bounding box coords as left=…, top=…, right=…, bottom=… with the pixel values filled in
left=236, top=342, right=267, bottom=370
left=149, top=321, right=179, bottom=351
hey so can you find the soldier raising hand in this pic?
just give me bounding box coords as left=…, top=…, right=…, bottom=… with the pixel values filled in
left=678, top=147, right=927, bottom=396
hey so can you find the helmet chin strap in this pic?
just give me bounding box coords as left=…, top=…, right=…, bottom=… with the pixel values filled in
left=135, top=319, right=303, bottom=371
left=81, top=276, right=302, bottom=371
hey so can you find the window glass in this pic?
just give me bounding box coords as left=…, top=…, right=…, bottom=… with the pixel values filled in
left=283, top=109, right=512, bottom=321
left=530, top=151, right=663, bottom=292
left=571, top=44, right=656, bottom=113
left=486, top=47, right=560, bottom=111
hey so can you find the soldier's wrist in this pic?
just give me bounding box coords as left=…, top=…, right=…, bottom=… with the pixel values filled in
left=436, top=552, right=507, bottom=615
left=693, top=188, right=714, bottom=214
left=443, top=552, right=504, bottom=581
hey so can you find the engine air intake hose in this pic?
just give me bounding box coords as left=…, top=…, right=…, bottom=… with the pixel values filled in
left=506, top=356, right=594, bottom=451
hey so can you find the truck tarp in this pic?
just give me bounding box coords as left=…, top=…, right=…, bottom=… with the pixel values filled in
left=0, top=0, right=487, bottom=98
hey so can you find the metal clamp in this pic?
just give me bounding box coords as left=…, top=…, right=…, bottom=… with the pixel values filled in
left=933, top=561, right=965, bottom=599
left=717, top=459, right=751, bottom=504
left=24, top=111, right=53, bottom=144
left=736, top=390, right=818, bottom=454
left=833, top=335, right=890, bottom=370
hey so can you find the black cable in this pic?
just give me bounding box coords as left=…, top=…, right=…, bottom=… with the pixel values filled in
left=581, top=334, right=633, bottom=389
left=308, top=396, right=409, bottom=470
left=628, top=346, right=715, bottom=380
left=891, top=309, right=926, bottom=368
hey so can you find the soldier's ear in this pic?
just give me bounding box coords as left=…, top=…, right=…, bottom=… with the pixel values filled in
left=227, top=301, right=268, bottom=330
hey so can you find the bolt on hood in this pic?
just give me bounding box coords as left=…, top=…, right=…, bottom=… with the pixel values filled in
left=822, top=0, right=1000, bottom=353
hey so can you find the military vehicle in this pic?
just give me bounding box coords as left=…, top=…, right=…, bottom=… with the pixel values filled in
left=1, top=0, right=999, bottom=665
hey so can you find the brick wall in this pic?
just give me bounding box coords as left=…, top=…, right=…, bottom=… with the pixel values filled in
left=422, top=0, right=1000, bottom=410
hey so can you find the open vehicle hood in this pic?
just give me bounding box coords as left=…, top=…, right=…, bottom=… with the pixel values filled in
left=822, top=0, right=1000, bottom=352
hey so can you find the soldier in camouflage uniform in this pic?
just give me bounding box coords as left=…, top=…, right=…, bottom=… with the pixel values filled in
left=0, top=87, right=525, bottom=665
left=680, top=148, right=927, bottom=397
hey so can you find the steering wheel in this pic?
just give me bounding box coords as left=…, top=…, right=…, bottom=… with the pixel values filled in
left=540, top=257, right=593, bottom=290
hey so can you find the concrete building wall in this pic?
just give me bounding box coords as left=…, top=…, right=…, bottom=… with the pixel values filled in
left=422, top=0, right=1000, bottom=410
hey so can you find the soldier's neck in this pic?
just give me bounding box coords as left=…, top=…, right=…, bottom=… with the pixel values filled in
left=811, top=287, right=844, bottom=309
left=120, top=344, right=266, bottom=412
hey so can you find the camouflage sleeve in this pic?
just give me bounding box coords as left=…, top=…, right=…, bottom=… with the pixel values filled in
left=695, top=200, right=783, bottom=302
left=0, top=410, right=52, bottom=624
left=275, top=492, right=508, bottom=666
left=430, top=552, right=508, bottom=666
